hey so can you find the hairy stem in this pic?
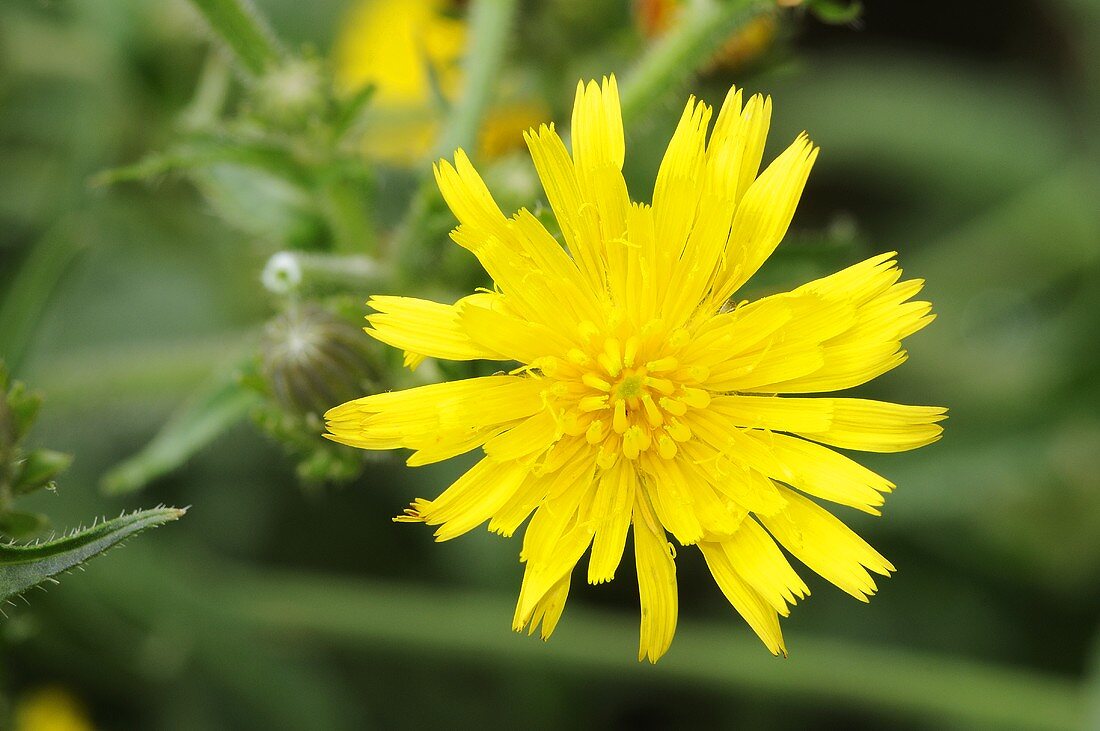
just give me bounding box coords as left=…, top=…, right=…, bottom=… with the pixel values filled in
left=620, top=0, right=773, bottom=124
left=393, top=0, right=520, bottom=285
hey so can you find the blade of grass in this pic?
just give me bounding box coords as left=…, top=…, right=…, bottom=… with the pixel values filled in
left=212, top=572, right=1082, bottom=730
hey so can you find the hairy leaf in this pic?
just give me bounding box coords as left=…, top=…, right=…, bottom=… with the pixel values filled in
left=0, top=507, right=185, bottom=602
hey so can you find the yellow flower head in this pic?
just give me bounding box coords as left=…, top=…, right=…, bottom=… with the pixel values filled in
left=326, top=77, right=945, bottom=662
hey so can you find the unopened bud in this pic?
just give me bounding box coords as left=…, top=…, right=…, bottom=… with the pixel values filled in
left=261, top=304, right=378, bottom=415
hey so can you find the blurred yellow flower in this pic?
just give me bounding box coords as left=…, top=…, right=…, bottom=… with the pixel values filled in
left=333, top=0, right=546, bottom=163
left=327, top=77, right=945, bottom=662
left=13, top=687, right=94, bottom=731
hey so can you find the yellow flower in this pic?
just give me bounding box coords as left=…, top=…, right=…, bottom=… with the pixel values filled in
left=333, top=0, right=547, bottom=163
left=13, top=687, right=94, bottom=731
left=326, top=77, right=945, bottom=662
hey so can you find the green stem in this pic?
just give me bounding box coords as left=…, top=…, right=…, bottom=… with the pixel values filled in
left=180, top=47, right=234, bottom=130
left=434, top=0, right=520, bottom=158
left=187, top=0, right=282, bottom=76
left=261, top=251, right=390, bottom=296
left=393, top=0, right=519, bottom=286
left=620, top=0, right=771, bottom=124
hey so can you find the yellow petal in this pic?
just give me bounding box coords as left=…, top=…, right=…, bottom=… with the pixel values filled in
left=434, top=148, right=511, bottom=241
left=722, top=519, right=808, bottom=615
left=760, top=485, right=894, bottom=601
left=785, top=398, right=947, bottom=452
left=587, top=460, right=637, bottom=584
left=638, top=453, right=705, bottom=545
left=412, top=456, right=530, bottom=541
left=488, top=471, right=552, bottom=538
left=699, top=540, right=786, bottom=656
left=522, top=123, right=606, bottom=293
left=740, top=431, right=894, bottom=514
left=365, top=293, right=502, bottom=362
left=633, top=492, right=678, bottom=663
left=324, top=376, right=545, bottom=457
left=652, top=96, right=712, bottom=269
left=483, top=410, right=562, bottom=461
left=713, top=133, right=818, bottom=302
left=460, top=296, right=578, bottom=364
left=571, top=76, right=624, bottom=173
left=522, top=573, right=572, bottom=640
left=757, top=254, right=934, bottom=393
left=709, top=394, right=833, bottom=433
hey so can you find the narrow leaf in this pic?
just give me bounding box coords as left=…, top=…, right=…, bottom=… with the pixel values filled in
left=187, top=0, right=282, bottom=76
left=0, top=507, right=185, bottom=601
left=101, top=371, right=262, bottom=495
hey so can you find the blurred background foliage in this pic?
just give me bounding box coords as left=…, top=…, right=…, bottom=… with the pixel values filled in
left=1, top=0, right=1099, bottom=728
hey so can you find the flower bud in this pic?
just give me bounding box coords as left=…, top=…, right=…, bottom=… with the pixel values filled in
left=261, top=304, right=378, bottom=415
left=252, top=58, right=328, bottom=129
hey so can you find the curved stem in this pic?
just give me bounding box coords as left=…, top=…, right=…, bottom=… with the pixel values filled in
left=621, top=0, right=772, bottom=124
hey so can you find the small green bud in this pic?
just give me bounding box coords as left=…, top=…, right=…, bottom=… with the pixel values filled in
left=4, top=381, right=43, bottom=446
left=251, top=58, right=328, bottom=129
left=261, top=304, right=378, bottom=415
left=12, top=449, right=72, bottom=496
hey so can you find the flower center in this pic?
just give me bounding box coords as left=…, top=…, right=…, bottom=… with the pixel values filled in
left=615, top=372, right=644, bottom=400
left=550, top=320, right=712, bottom=469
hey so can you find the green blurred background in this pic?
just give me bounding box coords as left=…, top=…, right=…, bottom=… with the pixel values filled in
left=2, top=0, right=1099, bottom=728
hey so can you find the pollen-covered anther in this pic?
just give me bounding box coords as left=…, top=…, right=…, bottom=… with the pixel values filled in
left=641, top=393, right=663, bottom=426
left=598, top=338, right=624, bottom=377
left=644, top=377, right=675, bottom=395
left=646, top=357, right=679, bottom=372
left=582, top=373, right=612, bottom=391
left=579, top=395, right=609, bottom=412
left=567, top=348, right=591, bottom=366
left=657, top=434, right=678, bottom=460
left=659, top=396, right=688, bottom=416
left=622, top=425, right=650, bottom=459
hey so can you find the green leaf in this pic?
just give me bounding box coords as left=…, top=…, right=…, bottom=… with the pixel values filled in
left=12, top=449, right=72, bottom=496
left=0, top=507, right=185, bottom=602
left=187, top=0, right=282, bottom=76
left=0, top=510, right=49, bottom=540
left=101, top=370, right=262, bottom=495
